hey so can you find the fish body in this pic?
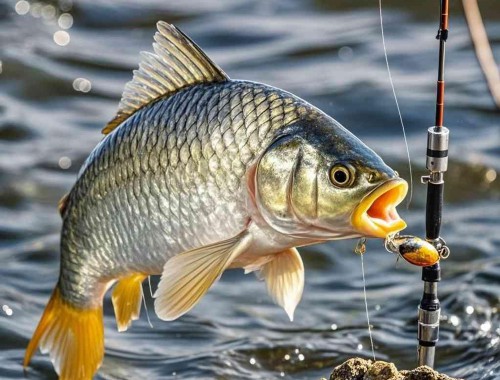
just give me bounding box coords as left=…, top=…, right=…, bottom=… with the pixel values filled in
left=60, top=80, right=310, bottom=307
left=25, top=22, right=408, bottom=380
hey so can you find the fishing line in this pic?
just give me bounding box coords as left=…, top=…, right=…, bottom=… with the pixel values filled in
left=142, top=283, right=154, bottom=329
left=148, top=275, right=154, bottom=298
left=378, top=0, right=413, bottom=208
left=360, top=253, right=376, bottom=361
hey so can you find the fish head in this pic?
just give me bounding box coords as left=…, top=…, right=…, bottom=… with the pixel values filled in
left=254, top=115, right=408, bottom=241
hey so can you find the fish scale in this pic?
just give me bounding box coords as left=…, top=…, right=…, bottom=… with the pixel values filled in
left=59, top=80, right=306, bottom=307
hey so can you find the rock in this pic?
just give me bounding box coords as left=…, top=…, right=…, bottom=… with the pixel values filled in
left=400, top=366, right=458, bottom=380
left=327, top=358, right=462, bottom=380
left=364, top=361, right=399, bottom=380
left=329, top=358, right=372, bottom=380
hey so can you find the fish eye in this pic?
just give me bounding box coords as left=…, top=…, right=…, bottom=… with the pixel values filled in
left=329, top=164, right=353, bottom=187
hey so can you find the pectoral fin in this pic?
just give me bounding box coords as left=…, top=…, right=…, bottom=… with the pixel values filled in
left=154, top=231, right=251, bottom=321
left=261, top=248, right=304, bottom=322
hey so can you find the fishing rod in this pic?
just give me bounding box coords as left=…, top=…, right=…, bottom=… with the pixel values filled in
left=379, top=0, right=452, bottom=368
left=418, top=0, right=451, bottom=368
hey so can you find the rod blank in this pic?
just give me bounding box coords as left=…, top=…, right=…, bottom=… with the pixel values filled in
left=418, top=0, right=450, bottom=369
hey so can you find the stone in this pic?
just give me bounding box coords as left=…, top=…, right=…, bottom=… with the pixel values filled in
left=400, top=366, right=438, bottom=380
left=329, top=358, right=372, bottom=380
left=364, top=361, right=400, bottom=380
left=400, top=366, right=458, bottom=380
left=327, top=358, right=462, bottom=380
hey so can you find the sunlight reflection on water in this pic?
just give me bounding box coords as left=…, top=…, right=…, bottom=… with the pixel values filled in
left=0, top=0, right=499, bottom=379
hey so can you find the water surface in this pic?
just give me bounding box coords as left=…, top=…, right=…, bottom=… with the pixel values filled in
left=1, top=0, right=499, bottom=379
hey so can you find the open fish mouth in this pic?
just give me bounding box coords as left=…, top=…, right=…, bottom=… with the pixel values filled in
left=351, top=178, right=408, bottom=238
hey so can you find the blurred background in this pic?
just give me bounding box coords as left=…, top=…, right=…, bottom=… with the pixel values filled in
left=0, top=0, right=499, bottom=379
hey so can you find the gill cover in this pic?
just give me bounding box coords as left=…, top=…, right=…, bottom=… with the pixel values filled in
left=255, top=135, right=319, bottom=235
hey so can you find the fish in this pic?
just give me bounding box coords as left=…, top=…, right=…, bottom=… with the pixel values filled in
left=24, top=22, right=408, bottom=380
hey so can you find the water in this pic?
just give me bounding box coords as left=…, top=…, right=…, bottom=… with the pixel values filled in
left=1, top=0, right=499, bottom=379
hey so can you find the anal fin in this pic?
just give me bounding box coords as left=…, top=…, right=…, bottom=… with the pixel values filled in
left=154, top=231, right=251, bottom=321
left=260, top=248, right=304, bottom=322
left=112, top=273, right=147, bottom=332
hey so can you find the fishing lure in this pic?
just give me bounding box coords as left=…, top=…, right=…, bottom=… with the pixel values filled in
left=385, top=234, right=440, bottom=267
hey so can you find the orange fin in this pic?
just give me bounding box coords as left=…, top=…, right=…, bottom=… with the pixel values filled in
left=24, top=287, right=104, bottom=380
left=58, top=193, right=69, bottom=216
left=112, top=273, right=147, bottom=332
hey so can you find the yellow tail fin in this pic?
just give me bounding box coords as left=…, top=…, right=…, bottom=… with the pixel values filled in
left=24, top=287, right=104, bottom=380
left=112, top=273, right=147, bottom=332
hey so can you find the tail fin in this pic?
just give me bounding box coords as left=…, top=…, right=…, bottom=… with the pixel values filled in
left=24, top=286, right=104, bottom=380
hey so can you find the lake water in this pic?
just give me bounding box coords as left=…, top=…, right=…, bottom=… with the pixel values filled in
left=0, top=0, right=499, bottom=379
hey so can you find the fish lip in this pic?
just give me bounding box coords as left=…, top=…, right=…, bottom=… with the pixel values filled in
left=351, top=178, right=408, bottom=238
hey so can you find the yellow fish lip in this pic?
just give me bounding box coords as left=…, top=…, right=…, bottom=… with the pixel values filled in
left=351, top=178, right=408, bottom=238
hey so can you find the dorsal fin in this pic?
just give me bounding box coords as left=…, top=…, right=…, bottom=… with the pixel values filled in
left=102, top=21, right=229, bottom=135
